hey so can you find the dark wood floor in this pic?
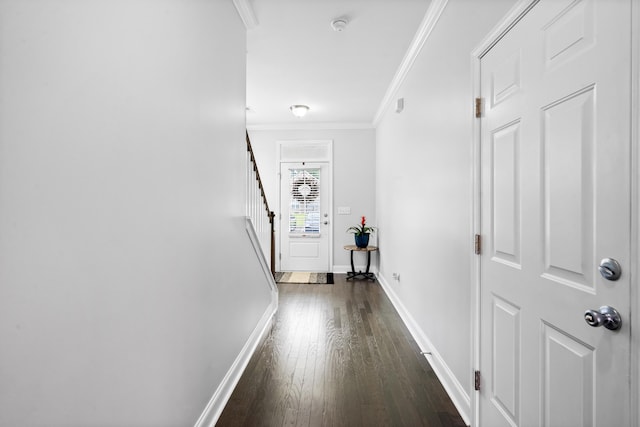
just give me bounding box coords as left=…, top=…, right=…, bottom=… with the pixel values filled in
left=217, top=274, right=467, bottom=427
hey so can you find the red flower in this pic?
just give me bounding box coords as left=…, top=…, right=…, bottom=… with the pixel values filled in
left=347, top=216, right=375, bottom=236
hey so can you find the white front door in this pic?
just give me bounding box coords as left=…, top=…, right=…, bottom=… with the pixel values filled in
left=280, top=162, right=330, bottom=272
left=478, top=0, right=631, bottom=426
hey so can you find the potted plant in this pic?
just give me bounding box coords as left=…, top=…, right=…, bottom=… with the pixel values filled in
left=347, top=216, right=376, bottom=248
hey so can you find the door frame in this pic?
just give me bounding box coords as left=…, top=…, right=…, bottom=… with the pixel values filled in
left=631, top=1, right=640, bottom=426
left=470, top=1, right=639, bottom=426
left=276, top=140, right=333, bottom=272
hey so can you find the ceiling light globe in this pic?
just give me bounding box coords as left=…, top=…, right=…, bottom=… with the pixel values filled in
left=290, top=105, right=310, bottom=118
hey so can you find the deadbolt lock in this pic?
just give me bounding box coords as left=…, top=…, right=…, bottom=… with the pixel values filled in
left=598, top=258, right=621, bottom=281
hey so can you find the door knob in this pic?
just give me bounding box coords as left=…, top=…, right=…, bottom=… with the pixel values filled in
left=598, top=258, right=621, bottom=281
left=584, top=306, right=622, bottom=330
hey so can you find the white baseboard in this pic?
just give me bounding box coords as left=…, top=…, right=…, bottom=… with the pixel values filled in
left=193, top=299, right=277, bottom=427
left=377, top=274, right=471, bottom=426
left=332, top=264, right=378, bottom=275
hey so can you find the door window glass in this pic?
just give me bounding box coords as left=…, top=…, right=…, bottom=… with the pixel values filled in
left=288, top=168, right=320, bottom=235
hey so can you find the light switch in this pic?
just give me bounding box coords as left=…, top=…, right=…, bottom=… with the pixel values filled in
left=337, top=207, right=351, bottom=215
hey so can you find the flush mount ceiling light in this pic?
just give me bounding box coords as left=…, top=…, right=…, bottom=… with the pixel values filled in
left=289, top=105, right=310, bottom=118
left=330, top=18, right=348, bottom=32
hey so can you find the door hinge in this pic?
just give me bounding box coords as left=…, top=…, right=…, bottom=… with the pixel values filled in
left=279, top=253, right=282, bottom=260
left=475, top=97, right=483, bottom=118
left=474, top=370, right=481, bottom=391
left=474, top=234, right=481, bottom=255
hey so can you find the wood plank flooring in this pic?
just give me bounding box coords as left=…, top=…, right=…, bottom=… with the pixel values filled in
left=217, top=274, right=467, bottom=427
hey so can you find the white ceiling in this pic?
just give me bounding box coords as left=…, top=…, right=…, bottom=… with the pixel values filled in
left=244, top=0, right=432, bottom=128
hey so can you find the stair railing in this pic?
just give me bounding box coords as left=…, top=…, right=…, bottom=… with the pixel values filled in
left=246, top=132, right=276, bottom=276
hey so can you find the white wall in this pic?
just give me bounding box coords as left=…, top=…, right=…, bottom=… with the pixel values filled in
left=248, top=128, right=376, bottom=271
left=375, top=0, right=517, bottom=420
left=0, top=1, right=272, bottom=426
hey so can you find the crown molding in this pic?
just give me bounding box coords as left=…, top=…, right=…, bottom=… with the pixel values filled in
left=247, top=122, right=374, bottom=131
left=233, top=0, right=258, bottom=30
left=372, top=0, right=449, bottom=127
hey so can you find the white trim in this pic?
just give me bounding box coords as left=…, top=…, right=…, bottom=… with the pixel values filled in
left=372, top=0, right=449, bottom=127
left=470, top=50, right=482, bottom=427
left=193, top=300, right=277, bottom=427
left=631, top=0, right=639, bottom=425
left=470, top=2, right=540, bottom=427
left=194, top=219, right=278, bottom=426
left=247, top=122, right=374, bottom=131
left=245, top=218, right=278, bottom=293
left=377, top=274, right=471, bottom=426
left=332, top=265, right=378, bottom=275
left=232, top=0, right=258, bottom=30
left=471, top=0, right=540, bottom=59
left=332, top=265, right=350, bottom=274
left=276, top=141, right=334, bottom=273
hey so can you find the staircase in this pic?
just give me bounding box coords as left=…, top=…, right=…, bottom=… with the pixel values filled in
left=246, top=132, right=276, bottom=276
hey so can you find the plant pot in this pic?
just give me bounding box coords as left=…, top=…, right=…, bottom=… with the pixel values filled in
left=354, top=233, right=370, bottom=248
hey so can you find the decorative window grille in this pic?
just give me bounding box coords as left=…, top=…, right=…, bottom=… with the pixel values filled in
left=288, top=168, right=321, bottom=235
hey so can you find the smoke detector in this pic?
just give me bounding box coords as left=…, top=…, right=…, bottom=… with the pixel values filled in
left=330, top=18, right=348, bottom=32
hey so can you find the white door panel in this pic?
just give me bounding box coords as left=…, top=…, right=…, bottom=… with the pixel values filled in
left=479, top=1, right=631, bottom=426
left=280, top=162, right=330, bottom=272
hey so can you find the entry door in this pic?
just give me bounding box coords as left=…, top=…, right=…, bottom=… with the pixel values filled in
left=280, top=162, right=330, bottom=272
left=479, top=1, right=631, bottom=425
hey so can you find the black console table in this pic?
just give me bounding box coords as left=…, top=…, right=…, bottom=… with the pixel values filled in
left=344, top=245, right=378, bottom=281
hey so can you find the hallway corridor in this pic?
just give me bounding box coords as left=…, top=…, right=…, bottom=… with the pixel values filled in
left=217, top=275, right=466, bottom=427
